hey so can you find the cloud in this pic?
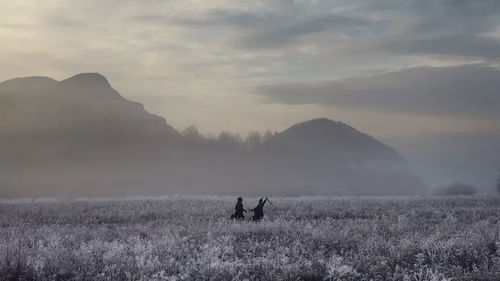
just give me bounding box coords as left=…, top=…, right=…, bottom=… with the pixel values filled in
left=236, top=15, right=376, bottom=49
left=131, top=6, right=382, bottom=49
left=364, top=0, right=500, bottom=59
left=374, top=34, right=500, bottom=59
left=1, top=0, right=500, bottom=135
left=147, top=0, right=500, bottom=59
left=255, top=64, right=500, bottom=120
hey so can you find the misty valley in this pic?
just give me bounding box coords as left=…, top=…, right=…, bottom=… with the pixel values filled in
left=0, top=73, right=425, bottom=198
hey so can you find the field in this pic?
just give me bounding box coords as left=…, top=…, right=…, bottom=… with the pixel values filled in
left=1, top=196, right=499, bottom=281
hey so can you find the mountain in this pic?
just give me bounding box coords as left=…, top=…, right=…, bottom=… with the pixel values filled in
left=266, top=118, right=403, bottom=161
left=0, top=73, right=426, bottom=197
left=257, top=118, right=426, bottom=195
left=0, top=73, right=182, bottom=197
left=0, top=73, right=180, bottom=145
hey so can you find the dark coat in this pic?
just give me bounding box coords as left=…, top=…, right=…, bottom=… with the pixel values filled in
left=252, top=199, right=267, bottom=221
left=232, top=201, right=246, bottom=219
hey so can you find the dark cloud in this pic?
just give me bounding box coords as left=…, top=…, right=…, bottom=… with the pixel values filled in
left=140, top=8, right=378, bottom=49
left=151, top=0, right=500, bottom=59
left=236, top=15, right=376, bottom=49
left=376, top=34, right=500, bottom=59
left=367, top=0, right=500, bottom=59
left=255, top=64, right=500, bottom=119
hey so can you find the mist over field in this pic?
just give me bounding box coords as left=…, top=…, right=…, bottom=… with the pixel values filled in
left=0, top=72, right=497, bottom=198
left=0, top=73, right=426, bottom=197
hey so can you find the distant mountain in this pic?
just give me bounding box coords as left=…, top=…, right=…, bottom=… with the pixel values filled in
left=0, top=73, right=426, bottom=197
left=0, top=73, right=181, bottom=197
left=258, top=118, right=426, bottom=195
left=266, top=118, right=403, bottom=161
left=0, top=73, right=180, bottom=146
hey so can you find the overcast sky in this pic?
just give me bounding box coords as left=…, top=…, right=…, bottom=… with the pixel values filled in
left=1, top=1, right=499, bottom=158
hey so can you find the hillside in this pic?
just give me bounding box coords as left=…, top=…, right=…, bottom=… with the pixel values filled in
left=0, top=73, right=426, bottom=197
left=0, top=73, right=182, bottom=197
left=257, top=118, right=426, bottom=195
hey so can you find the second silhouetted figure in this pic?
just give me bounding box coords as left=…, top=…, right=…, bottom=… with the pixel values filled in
left=251, top=197, right=269, bottom=221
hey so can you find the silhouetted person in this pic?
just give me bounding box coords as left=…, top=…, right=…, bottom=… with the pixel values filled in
left=231, top=197, right=246, bottom=220
left=252, top=197, right=269, bottom=221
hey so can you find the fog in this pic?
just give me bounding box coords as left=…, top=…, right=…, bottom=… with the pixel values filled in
left=385, top=131, right=500, bottom=194
left=0, top=73, right=431, bottom=198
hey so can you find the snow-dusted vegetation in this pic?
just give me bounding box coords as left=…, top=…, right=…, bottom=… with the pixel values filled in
left=1, top=196, right=499, bottom=280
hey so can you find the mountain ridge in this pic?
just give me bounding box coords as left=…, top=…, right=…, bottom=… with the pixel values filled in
left=0, top=73, right=427, bottom=197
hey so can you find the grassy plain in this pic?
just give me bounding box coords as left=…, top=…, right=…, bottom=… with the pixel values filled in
left=1, top=195, right=499, bottom=280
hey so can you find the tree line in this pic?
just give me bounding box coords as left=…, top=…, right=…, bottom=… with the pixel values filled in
left=180, top=126, right=277, bottom=150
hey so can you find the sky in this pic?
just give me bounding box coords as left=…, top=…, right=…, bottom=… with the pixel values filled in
left=1, top=0, right=499, bottom=190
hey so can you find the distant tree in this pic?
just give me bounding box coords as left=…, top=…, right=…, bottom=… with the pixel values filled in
left=262, top=130, right=275, bottom=143
left=433, top=182, right=477, bottom=196
left=203, top=132, right=217, bottom=144
left=217, top=131, right=243, bottom=148
left=245, top=131, right=262, bottom=149
left=182, top=126, right=204, bottom=143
